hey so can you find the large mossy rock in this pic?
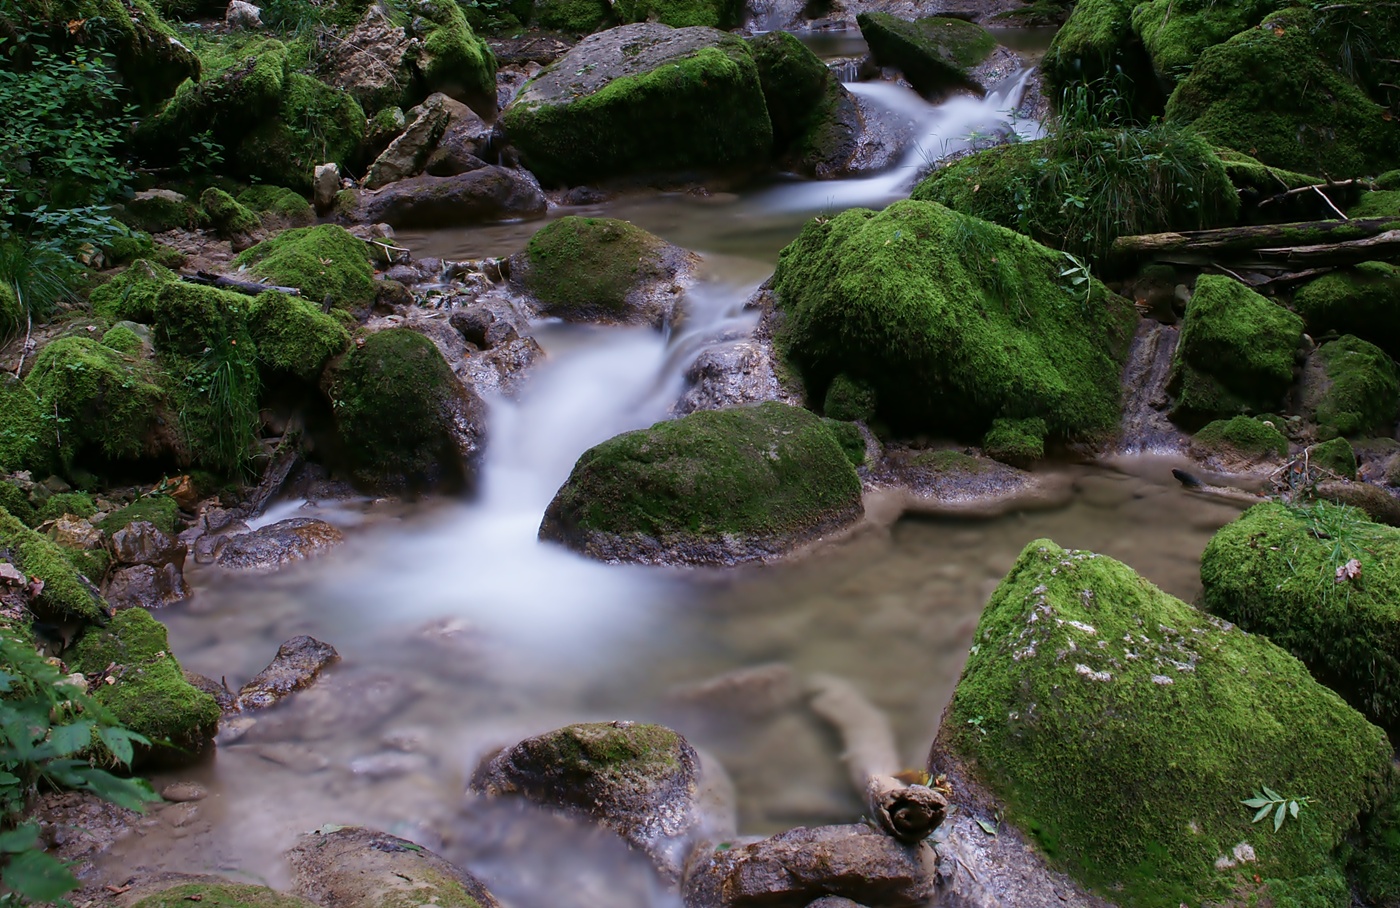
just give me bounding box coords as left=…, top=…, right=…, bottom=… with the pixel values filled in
left=233, top=225, right=377, bottom=311
left=67, top=608, right=220, bottom=763
left=1191, top=414, right=1288, bottom=463
left=1129, top=0, right=1277, bottom=90
left=0, top=376, right=44, bottom=474
left=510, top=216, right=695, bottom=327
left=1164, top=8, right=1400, bottom=178
left=288, top=826, right=501, bottom=908
left=500, top=23, right=773, bottom=187
left=1166, top=274, right=1303, bottom=428
left=935, top=537, right=1396, bottom=906
left=911, top=127, right=1237, bottom=261
left=246, top=292, right=351, bottom=380
left=1201, top=501, right=1400, bottom=734
left=855, top=13, right=993, bottom=97
left=539, top=402, right=863, bottom=565
left=1040, top=0, right=1163, bottom=117
left=1292, top=262, right=1400, bottom=359
left=0, top=507, right=107, bottom=624
left=746, top=31, right=860, bottom=178
left=614, top=0, right=741, bottom=29
left=410, top=0, right=498, bottom=119
left=771, top=200, right=1137, bottom=441
left=323, top=328, right=486, bottom=492
left=1300, top=335, right=1400, bottom=440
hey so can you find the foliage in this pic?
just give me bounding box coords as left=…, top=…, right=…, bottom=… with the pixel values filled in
left=1243, top=788, right=1311, bottom=833
left=0, top=626, right=158, bottom=902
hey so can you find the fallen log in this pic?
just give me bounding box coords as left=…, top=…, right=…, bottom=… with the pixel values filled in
left=806, top=672, right=947, bottom=844
left=180, top=270, right=301, bottom=296
left=1111, top=217, right=1400, bottom=267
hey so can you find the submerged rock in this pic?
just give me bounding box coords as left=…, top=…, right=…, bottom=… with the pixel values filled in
left=539, top=403, right=863, bottom=566
left=472, top=721, right=701, bottom=879
left=236, top=636, right=340, bottom=711
left=683, top=824, right=937, bottom=908
left=509, top=216, right=697, bottom=328
left=215, top=518, right=344, bottom=572
left=934, top=538, right=1396, bottom=904
left=288, top=826, right=501, bottom=908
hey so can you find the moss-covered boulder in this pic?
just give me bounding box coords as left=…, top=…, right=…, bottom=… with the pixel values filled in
left=1202, top=501, right=1400, bottom=733
left=237, top=185, right=315, bottom=225
left=614, top=0, right=740, bottom=28
left=746, top=31, right=860, bottom=178
left=1166, top=275, right=1304, bottom=428
left=234, top=225, right=376, bottom=311
left=0, top=482, right=36, bottom=528
left=1300, top=336, right=1399, bottom=440
left=821, top=373, right=877, bottom=423
left=472, top=722, right=700, bottom=877
left=99, top=495, right=181, bottom=536
left=288, top=827, right=501, bottom=908
left=67, top=608, right=219, bottom=763
left=1164, top=8, right=1400, bottom=177
left=772, top=200, right=1136, bottom=441
left=324, top=329, right=486, bottom=491
left=911, top=127, right=1237, bottom=261
left=131, top=882, right=319, bottom=908
left=199, top=187, right=261, bottom=238
left=534, top=0, right=613, bottom=32
left=539, top=402, right=863, bottom=565
left=24, top=336, right=175, bottom=470
left=856, top=13, right=993, bottom=97
left=0, top=507, right=107, bottom=623
left=246, top=292, right=350, bottom=379
left=231, top=73, right=366, bottom=191
left=1129, top=0, right=1277, bottom=90
left=936, top=537, right=1396, bottom=905
left=1040, top=0, right=1162, bottom=117
left=1292, top=262, right=1400, bottom=359
left=0, top=376, right=44, bottom=474
left=501, top=23, right=773, bottom=187
left=36, top=492, right=96, bottom=523
left=981, top=417, right=1047, bottom=467
left=119, top=189, right=204, bottom=235
left=1192, top=415, right=1288, bottom=462
left=89, top=258, right=177, bottom=323
left=409, top=0, right=497, bottom=119
left=0, top=283, right=21, bottom=341
left=1351, top=190, right=1400, bottom=219
left=1308, top=437, right=1358, bottom=480
left=510, top=216, right=695, bottom=327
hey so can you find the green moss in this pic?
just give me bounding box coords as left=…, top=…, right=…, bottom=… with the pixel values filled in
left=150, top=281, right=253, bottom=358
left=1201, top=501, right=1400, bottom=732
left=946, top=537, right=1395, bottom=906
left=911, top=126, right=1238, bottom=261
left=247, top=291, right=350, bottom=379
left=519, top=722, right=681, bottom=782
left=89, top=259, right=178, bottom=323
left=1193, top=415, right=1288, bottom=459
left=772, top=200, right=1137, bottom=441
left=411, top=0, right=497, bottom=115
left=1167, top=275, right=1303, bottom=428
left=120, top=192, right=204, bottom=235
left=614, top=0, right=742, bottom=28
left=542, top=402, right=862, bottom=553
left=1130, top=0, right=1277, bottom=89
left=67, top=608, right=220, bottom=755
left=1164, top=9, right=1400, bottom=178
left=0, top=283, right=20, bottom=341
left=856, top=13, right=992, bottom=96
left=98, top=495, right=179, bottom=536
left=36, top=492, right=97, bottom=523
left=230, top=73, right=366, bottom=191
left=0, top=482, right=36, bottom=528
left=104, top=232, right=185, bottom=269
left=1348, top=789, right=1400, bottom=904
left=821, top=373, right=877, bottom=423
left=1041, top=0, right=1162, bottom=118
left=535, top=0, right=613, bottom=32
left=234, top=225, right=376, bottom=310
left=1350, top=191, right=1400, bottom=219
left=746, top=31, right=854, bottom=174
left=0, top=377, right=45, bottom=474
left=982, top=417, right=1047, bottom=465
left=1377, top=171, right=1400, bottom=191
left=0, top=507, right=106, bottom=623
left=502, top=37, right=773, bottom=187
left=1293, top=263, right=1400, bottom=359
left=521, top=217, right=669, bottom=319
left=324, top=328, right=470, bottom=488
left=61, top=545, right=110, bottom=585
left=199, top=187, right=262, bottom=237
left=1309, top=437, right=1358, bottom=480
left=820, top=418, right=865, bottom=467
left=101, top=324, right=145, bottom=355
left=1309, top=336, right=1400, bottom=440
left=132, top=883, right=319, bottom=908
left=24, top=337, right=170, bottom=468
left=236, top=185, right=315, bottom=224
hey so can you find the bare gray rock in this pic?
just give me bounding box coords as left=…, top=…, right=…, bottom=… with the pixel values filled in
left=226, top=0, right=263, bottom=28
left=425, top=96, right=494, bottom=176
left=236, top=636, right=341, bottom=712
left=105, top=563, right=190, bottom=610
left=683, top=824, right=938, bottom=908
left=357, top=169, right=547, bottom=229
left=367, top=93, right=454, bottom=189
left=288, top=826, right=501, bottom=908
left=314, top=163, right=341, bottom=214
left=215, top=518, right=343, bottom=572
left=111, top=521, right=185, bottom=567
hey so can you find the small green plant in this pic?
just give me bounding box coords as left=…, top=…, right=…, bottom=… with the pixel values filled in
left=1243, top=788, right=1311, bottom=832
left=1059, top=251, right=1093, bottom=307
left=178, top=338, right=261, bottom=475
left=0, top=627, right=159, bottom=901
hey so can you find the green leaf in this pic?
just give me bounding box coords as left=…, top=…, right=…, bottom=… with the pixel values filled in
left=1253, top=804, right=1273, bottom=823
left=1, top=847, right=77, bottom=901
left=1241, top=797, right=1272, bottom=808
left=1273, top=802, right=1286, bottom=832
left=1289, top=800, right=1300, bottom=819
left=1262, top=786, right=1283, bottom=801
left=0, top=824, right=40, bottom=854
left=976, top=817, right=998, bottom=836
left=48, top=719, right=94, bottom=757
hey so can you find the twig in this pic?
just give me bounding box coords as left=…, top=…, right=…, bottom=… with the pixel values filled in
left=1258, top=178, right=1369, bottom=208
left=954, top=853, right=982, bottom=884
left=1210, top=262, right=1251, bottom=285
left=15, top=308, right=32, bottom=376
left=1313, top=186, right=1349, bottom=220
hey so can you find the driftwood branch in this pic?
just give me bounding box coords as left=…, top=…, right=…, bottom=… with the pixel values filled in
left=1257, top=178, right=1371, bottom=209
left=806, top=673, right=947, bottom=843
left=181, top=271, right=301, bottom=296
left=1112, top=218, right=1400, bottom=269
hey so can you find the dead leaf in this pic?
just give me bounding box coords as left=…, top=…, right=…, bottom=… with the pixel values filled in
left=185, top=895, right=203, bottom=902
left=105, top=886, right=132, bottom=895
left=67, top=18, right=85, bottom=34
left=27, top=577, right=44, bottom=598
left=1335, top=558, right=1362, bottom=583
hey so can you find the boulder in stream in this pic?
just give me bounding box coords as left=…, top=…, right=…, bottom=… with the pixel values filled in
left=933, top=537, right=1397, bottom=905
left=355, top=168, right=547, bottom=229
left=509, top=216, right=697, bottom=328
left=856, top=13, right=994, bottom=97
left=746, top=31, right=861, bottom=178
left=236, top=635, right=341, bottom=711
left=539, top=402, right=864, bottom=565
left=215, top=518, right=344, bottom=572
left=288, top=826, right=501, bottom=908
left=471, top=721, right=702, bottom=879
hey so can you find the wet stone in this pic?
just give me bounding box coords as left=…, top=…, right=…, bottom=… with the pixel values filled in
left=287, top=826, right=502, bottom=908
left=106, top=563, right=191, bottom=610
left=236, top=636, right=341, bottom=712
left=112, top=521, right=186, bottom=567
left=215, top=518, right=344, bottom=572
left=160, top=782, right=208, bottom=803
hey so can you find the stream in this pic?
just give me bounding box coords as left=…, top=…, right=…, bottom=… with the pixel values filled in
left=99, top=42, right=1247, bottom=907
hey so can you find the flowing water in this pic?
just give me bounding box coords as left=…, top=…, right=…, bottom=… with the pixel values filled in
left=100, top=52, right=1247, bottom=906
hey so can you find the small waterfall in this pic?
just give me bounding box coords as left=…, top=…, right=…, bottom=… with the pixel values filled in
left=826, top=57, right=862, bottom=83
left=1117, top=319, right=1186, bottom=455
